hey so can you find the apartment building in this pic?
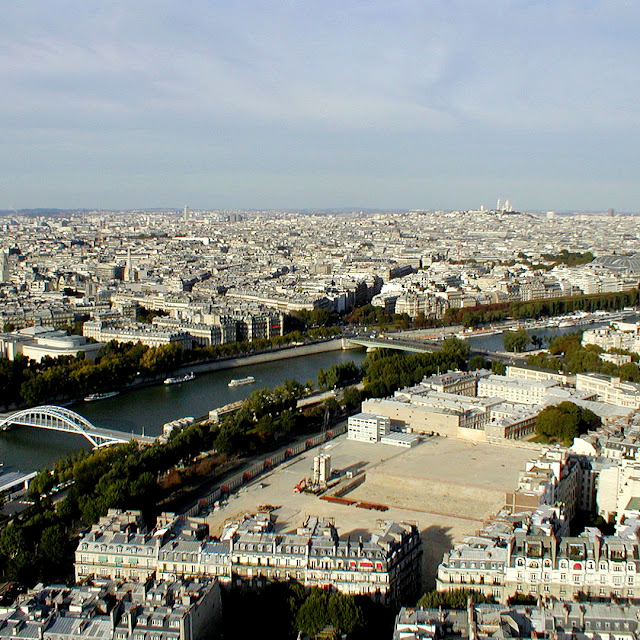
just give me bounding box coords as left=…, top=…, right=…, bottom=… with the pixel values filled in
left=83, top=320, right=192, bottom=350
left=477, top=375, right=560, bottom=405
left=0, top=578, right=221, bottom=640
left=394, top=601, right=640, bottom=640
left=505, top=364, right=574, bottom=386
left=583, top=322, right=640, bottom=354
left=438, top=513, right=640, bottom=604
left=417, top=369, right=491, bottom=397
left=361, top=391, right=534, bottom=441
left=75, top=510, right=422, bottom=607
left=576, top=374, right=640, bottom=409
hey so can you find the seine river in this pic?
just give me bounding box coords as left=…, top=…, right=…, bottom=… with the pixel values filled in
left=2, top=315, right=635, bottom=475
left=0, top=348, right=366, bottom=474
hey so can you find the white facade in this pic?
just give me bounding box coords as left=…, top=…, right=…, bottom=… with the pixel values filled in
left=478, top=375, right=560, bottom=405
left=83, top=320, right=192, bottom=350
left=576, top=373, right=640, bottom=409
left=347, top=412, right=391, bottom=442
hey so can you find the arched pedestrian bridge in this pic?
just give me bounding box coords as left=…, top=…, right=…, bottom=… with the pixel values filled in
left=0, top=405, right=155, bottom=448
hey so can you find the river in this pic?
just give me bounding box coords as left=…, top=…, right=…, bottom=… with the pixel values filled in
left=2, top=314, right=637, bottom=475
left=0, top=347, right=366, bottom=474
left=466, top=314, right=640, bottom=353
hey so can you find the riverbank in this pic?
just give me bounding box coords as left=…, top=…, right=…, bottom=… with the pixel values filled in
left=126, top=337, right=357, bottom=391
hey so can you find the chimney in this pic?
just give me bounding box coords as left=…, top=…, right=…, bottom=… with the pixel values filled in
left=467, top=596, right=476, bottom=640
left=579, top=605, right=585, bottom=628
left=127, top=606, right=136, bottom=636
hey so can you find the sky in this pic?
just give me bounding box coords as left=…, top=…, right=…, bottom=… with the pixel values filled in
left=2, top=1, right=640, bottom=212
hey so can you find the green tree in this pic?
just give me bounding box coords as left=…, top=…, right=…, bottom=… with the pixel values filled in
left=535, top=402, right=601, bottom=445
left=503, top=328, right=530, bottom=353
left=341, top=386, right=363, bottom=411
left=28, top=468, right=56, bottom=498
left=417, top=588, right=490, bottom=609
left=468, top=355, right=490, bottom=371
left=491, top=360, right=506, bottom=375
left=0, top=523, right=31, bottom=581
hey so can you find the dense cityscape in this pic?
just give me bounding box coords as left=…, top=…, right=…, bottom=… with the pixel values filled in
left=3, top=0, right=640, bottom=638
left=0, top=205, right=640, bottom=639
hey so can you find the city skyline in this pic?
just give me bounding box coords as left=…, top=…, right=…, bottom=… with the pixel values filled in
left=2, top=1, right=640, bottom=211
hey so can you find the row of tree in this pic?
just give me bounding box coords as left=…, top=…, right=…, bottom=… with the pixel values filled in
left=444, top=288, right=640, bottom=328
left=525, top=333, right=640, bottom=381
left=0, top=323, right=346, bottom=410
left=361, top=337, right=471, bottom=398
left=0, top=407, right=226, bottom=584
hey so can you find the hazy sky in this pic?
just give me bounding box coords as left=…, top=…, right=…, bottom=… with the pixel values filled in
left=2, top=1, right=639, bottom=211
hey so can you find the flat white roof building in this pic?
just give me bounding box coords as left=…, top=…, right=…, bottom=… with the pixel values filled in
left=347, top=412, right=391, bottom=443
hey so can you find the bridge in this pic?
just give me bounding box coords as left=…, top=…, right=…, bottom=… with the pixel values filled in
left=346, top=335, right=526, bottom=364
left=0, top=405, right=155, bottom=448
left=346, top=336, right=443, bottom=353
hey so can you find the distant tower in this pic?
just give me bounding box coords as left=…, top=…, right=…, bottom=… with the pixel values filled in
left=0, top=250, right=9, bottom=283
left=125, top=248, right=134, bottom=282
left=608, top=208, right=615, bottom=217
left=504, top=199, right=511, bottom=212
left=183, top=205, right=190, bottom=218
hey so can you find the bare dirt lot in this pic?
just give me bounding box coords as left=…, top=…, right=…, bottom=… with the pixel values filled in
left=205, top=435, right=535, bottom=589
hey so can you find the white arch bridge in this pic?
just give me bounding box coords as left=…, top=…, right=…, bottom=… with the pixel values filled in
left=0, top=405, right=155, bottom=448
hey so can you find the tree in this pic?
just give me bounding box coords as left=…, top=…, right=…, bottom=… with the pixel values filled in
left=491, top=360, right=506, bottom=375
left=0, top=523, right=31, bottom=581
left=296, top=589, right=330, bottom=635
left=468, top=355, right=490, bottom=371
left=619, top=362, right=640, bottom=382
left=341, top=386, right=363, bottom=411
left=295, top=589, right=364, bottom=637
left=535, top=401, right=601, bottom=445
left=503, top=328, right=530, bottom=353
left=28, top=468, right=56, bottom=498
left=417, top=588, right=490, bottom=609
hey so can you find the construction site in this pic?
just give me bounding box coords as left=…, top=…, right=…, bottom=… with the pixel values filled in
left=203, top=433, right=535, bottom=588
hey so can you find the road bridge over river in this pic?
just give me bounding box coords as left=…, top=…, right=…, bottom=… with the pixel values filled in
left=345, top=335, right=525, bottom=364
left=346, top=336, right=443, bottom=353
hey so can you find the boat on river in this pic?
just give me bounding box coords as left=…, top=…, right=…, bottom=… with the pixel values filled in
left=164, top=372, right=196, bottom=385
left=84, top=391, right=120, bottom=402
left=228, top=376, right=255, bottom=388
